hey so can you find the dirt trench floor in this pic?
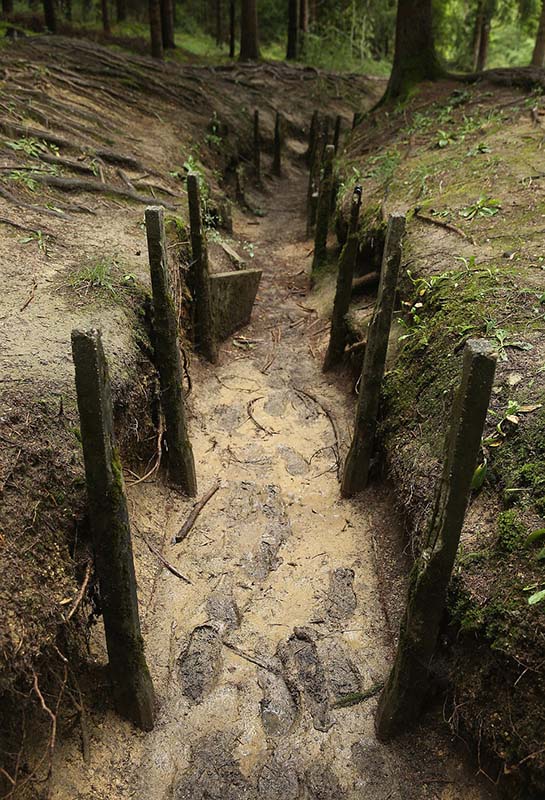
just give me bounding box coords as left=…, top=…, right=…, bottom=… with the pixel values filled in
left=50, top=165, right=495, bottom=800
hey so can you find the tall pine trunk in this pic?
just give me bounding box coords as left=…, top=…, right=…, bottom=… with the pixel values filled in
left=101, top=0, right=111, bottom=35
left=215, top=0, right=222, bottom=45
left=239, top=0, right=259, bottom=60
left=161, top=0, right=176, bottom=49
left=383, top=0, right=443, bottom=101
left=299, top=0, right=308, bottom=32
left=229, top=0, right=235, bottom=57
left=476, top=16, right=490, bottom=71
left=287, top=0, right=298, bottom=60
left=116, top=0, right=126, bottom=22
left=149, top=0, right=163, bottom=59
left=43, top=0, right=56, bottom=31
left=532, top=0, right=545, bottom=66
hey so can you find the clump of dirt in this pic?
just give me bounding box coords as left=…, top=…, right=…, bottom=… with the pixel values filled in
left=336, top=77, right=545, bottom=793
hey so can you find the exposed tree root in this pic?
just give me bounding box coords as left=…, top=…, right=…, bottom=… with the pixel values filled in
left=25, top=173, right=177, bottom=209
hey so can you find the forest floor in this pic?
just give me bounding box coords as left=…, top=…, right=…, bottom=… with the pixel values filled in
left=0, top=33, right=536, bottom=800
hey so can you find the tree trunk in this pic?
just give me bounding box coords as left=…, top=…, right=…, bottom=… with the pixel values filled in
left=149, top=0, right=164, bottom=59
left=532, top=0, right=545, bottom=66
left=383, top=0, right=443, bottom=101
left=2, top=0, right=14, bottom=14
left=476, top=15, right=490, bottom=71
left=43, top=0, right=56, bottom=31
left=229, top=0, right=235, bottom=57
left=299, top=0, right=308, bottom=32
left=287, top=0, right=298, bottom=60
left=239, top=0, right=259, bottom=61
left=215, top=0, right=222, bottom=45
left=161, top=0, right=176, bottom=49
left=115, top=0, right=126, bottom=22
left=471, top=1, right=484, bottom=70
left=101, top=0, right=111, bottom=35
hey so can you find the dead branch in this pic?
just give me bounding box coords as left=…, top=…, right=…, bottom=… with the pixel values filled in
left=24, top=172, right=177, bottom=209
left=414, top=207, right=475, bottom=245
left=65, top=558, right=93, bottom=621
left=247, top=396, right=278, bottom=435
left=294, top=387, right=342, bottom=478
left=144, top=537, right=191, bottom=583
left=174, top=481, right=221, bottom=544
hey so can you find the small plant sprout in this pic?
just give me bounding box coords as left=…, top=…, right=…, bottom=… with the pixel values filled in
left=460, top=196, right=501, bottom=221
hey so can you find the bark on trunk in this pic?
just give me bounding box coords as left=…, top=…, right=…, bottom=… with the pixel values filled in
left=229, top=0, right=235, bottom=57
left=149, top=0, right=164, bottom=59
left=299, top=0, right=308, bottom=32
left=476, top=17, right=490, bottom=71
left=115, top=0, right=126, bottom=22
left=215, top=0, right=222, bottom=45
left=287, top=0, right=298, bottom=60
left=43, top=0, right=56, bottom=31
left=161, top=0, right=176, bottom=49
left=383, top=0, right=443, bottom=101
left=239, top=0, right=259, bottom=61
left=532, top=0, right=545, bottom=66
left=101, top=0, right=111, bottom=35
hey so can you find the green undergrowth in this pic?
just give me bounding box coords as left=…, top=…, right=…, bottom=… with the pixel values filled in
left=337, top=79, right=545, bottom=791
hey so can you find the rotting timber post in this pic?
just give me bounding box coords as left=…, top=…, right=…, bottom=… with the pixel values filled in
left=145, top=206, right=198, bottom=496
left=311, top=144, right=336, bottom=274
left=306, top=109, right=319, bottom=165
left=272, top=111, right=282, bottom=177
left=375, top=339, right=497, bottom=740
left=187, top=175, right=218, bottom=364
left=71, top=329, right=155, bottom=731
left=323, top=185, right=362, bottom=372
left=341, top=213, right=405, bottom=497
left=253, top=109, right=261, bottom=184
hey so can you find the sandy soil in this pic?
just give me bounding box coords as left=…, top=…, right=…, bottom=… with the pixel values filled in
left=48, top=162, right=495, bottom=800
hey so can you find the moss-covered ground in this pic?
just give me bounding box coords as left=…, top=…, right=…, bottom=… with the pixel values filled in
left=338, top=78, right=545, bottom=795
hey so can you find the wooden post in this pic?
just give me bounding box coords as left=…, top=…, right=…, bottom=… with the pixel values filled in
left=375, top=339, right=497, bottom=740
left=272, top=111, right=282, bottom=177
left=341, top=213, right=405, bottom=497
left=352, top=111, right=359, bottom=130
left=186, top=176, right=218, bottom=365
left=323, top=186, right=362, bottom=372
left=253, top=109, right=261, bottom=184
left=145, top=207, right=198, bottom=495
left=311, top=144, right=335, bottom=273
left=71, top=329, right=155, bottom=731
left=333, top=115, right=342, bottom=153
left=306, top=109, right=319, bottom=166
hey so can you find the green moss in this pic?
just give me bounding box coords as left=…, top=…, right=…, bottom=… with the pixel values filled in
left=497, top=510, right=527, bottom=553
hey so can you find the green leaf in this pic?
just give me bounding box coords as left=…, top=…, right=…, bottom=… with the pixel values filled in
left=528, top=589, right=545, bottom=606
left=471, top=460, right=487, bottom=490
left=525, top=528, right=545, bottom=546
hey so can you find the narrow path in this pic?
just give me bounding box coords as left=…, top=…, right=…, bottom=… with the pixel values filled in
left=52, top=167, right=493, bottom=800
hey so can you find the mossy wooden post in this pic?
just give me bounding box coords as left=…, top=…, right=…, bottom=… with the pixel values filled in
left=375, top=339, right=497, bottom=740
left=272, top=111, right=282, bottom=177
left=311, top=144, right=335, bottom=274
left=71, top=329, right=155, bottom=731
left=306, top=109, right=319, bottom=165
left=333, top=114, right=342, bottom=153
left=341, top=213, right=405, bottom=497
left=145, top=206, right=198, bottom=495
left=253, top=109, right=261, bottom=184
left=323, top=186, right=362, bottom=372
left=186, top=176, right=218, bottom=365
left=306, top=122, right=321, bottom=236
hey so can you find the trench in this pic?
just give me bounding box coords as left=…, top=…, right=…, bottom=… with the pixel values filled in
left=50, top=158, right=494, bottom=800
